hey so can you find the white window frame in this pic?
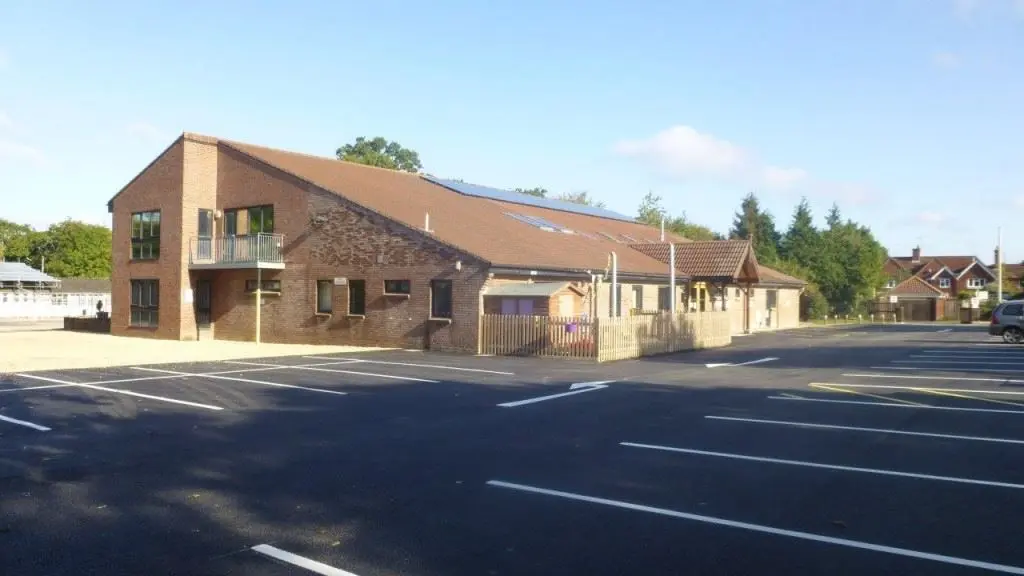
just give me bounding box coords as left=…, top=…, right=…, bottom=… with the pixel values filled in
left=938, top=278, right=951, bottom=288
left=967, top=277, right=986, bottom=289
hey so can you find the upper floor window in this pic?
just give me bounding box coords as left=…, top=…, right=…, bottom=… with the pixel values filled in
left=131, top=211, right=161, bottom=260
left=938, top=278, right=951, bottom=288
left=886, top=279, right=896, bottom=289
left=224, top=205, right=274, bottom=236
left=967, top=277, right=987, bottom=289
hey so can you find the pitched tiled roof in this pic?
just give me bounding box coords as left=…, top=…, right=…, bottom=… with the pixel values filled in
left=220, top=138, right=679, bottom=276
left=999, top=264, right=1024, bottom=279
left=55, top=278, right=111, bottom=293
left=892, top=255, right=989, bottom=278
left=757, top=265, right=806, bottom=287
left=630, top=240, right=757, bottom=280
left=890, top=275, right=945, bottom=297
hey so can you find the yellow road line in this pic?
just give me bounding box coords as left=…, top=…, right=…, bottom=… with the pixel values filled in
left=806, top=381, right=929, bottom=403
left=908, top=387, right=1024, bottom=409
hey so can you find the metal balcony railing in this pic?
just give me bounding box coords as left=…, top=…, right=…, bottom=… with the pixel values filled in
left=189, top=233, right=285, bottom=268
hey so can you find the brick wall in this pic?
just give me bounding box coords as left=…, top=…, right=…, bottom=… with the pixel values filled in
left=208, top=150, right=486, bottom=352
left=110, top=139, right=186, bottom=339
left=180, top=136, right=218, bottom=340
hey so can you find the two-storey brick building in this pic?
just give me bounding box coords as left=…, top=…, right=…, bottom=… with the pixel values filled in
left=107, top=133, right=804, bottom=352
left=880, top=246, right=997, bottom=320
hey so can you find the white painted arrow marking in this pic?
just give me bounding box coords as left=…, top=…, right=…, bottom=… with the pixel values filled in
left=498, top=381, right=612, bottom=407
left=706, top=357, right=778, bottom=368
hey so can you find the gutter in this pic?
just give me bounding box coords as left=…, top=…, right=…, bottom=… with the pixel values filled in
left=488, top=266, right=690, bottom=283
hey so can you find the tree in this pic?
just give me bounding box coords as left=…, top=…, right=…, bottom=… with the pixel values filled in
left=336, top=137, right=422, bottom=173
left=635, top=192, right=724, bottom=241
left=825, top=203, right=842, bottom=229
left=555, top=190, right=606, bottom=208
left=0, top=219, right=33, bottom=260
left=514, top=187, right=548, bottom=198
left=729, top=192, right=781, bottom=264
left=779, top=198, right=820, bottom=268
left=31, top=220, right=112, bottom=278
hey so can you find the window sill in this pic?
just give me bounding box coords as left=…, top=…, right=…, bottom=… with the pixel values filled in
left=129, top=258, right=160, bottom=262
left=428, top=317, right=452, bottom=324
left=314, top=312, right=332, bottom=318
left=346, top=314, right=366, bottom=319
left=128, top=325, right=159, bottom=330
left=245, top=291, right=281, bottom=297
left=383, top=293, right=411, bottom=299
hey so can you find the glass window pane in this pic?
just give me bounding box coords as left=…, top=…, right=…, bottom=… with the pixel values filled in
left=261, top=206, right=274, bottom=233
left=131, top=281, right=141, bottom=306
left=317, top=281, right=332, bottom=313
left=150, top=212, right=160, bottom=238
left=150, top=281, right=159, bottom=306
left=130, top=308, right=140, bottom=326
left=131, top=213, right=142, bottom=238
left=348, top=280, right=366, bottom=315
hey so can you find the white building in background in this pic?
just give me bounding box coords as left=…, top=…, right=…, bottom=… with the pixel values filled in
left=0, top=262, right=111, bottom=319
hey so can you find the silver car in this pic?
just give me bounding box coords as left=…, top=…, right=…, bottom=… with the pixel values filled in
left=989, top=300, right=1024, bottom=343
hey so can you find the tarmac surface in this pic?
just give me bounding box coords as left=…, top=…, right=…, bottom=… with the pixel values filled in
left=2, top=323, right=1023, bottom=575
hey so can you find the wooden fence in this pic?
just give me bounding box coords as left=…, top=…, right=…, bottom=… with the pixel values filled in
left=478, top=311, right=732, bottom=362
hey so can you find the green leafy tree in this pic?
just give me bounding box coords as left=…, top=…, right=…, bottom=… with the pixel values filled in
left=729, top=192, right=781, bottom=264
left=27, top=220, right=112, bottom=278
left=779, top=198, right=820, bottom=266
left=635, top=192, right=723, bottom=241
left=336, top=137, right=422, bottom=173
left=0, top=219, right=33, bottom=260
left=514, top=187, right=548, bottom=198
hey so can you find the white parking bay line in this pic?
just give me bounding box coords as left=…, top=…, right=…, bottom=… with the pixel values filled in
left=920, top=350, right=1024, bottom=356
left=15, top=373, right=224, bottom=410
left=251, top=544, right=358, bottom=576
left=302, top=356, right=515, bottom=376
left=844, top=372, right=1024, bottom=383
left=132, top=367, right=348, bottom=396
left=486, top=480, right=1024, bottom=574
left=895, top=359, right=1024, bottom=365
left=818, top=383, right=1024, bottom=397
left=0, top=413, right=51, bottom=431
left=13, top=373, right=81, bottom=390
left=705, top=415, right=1024, bottom=445
left=75, top=383, right=224, bottom=411
left=227, top=361, right=440, bottom=383
left=498, top=381, right=612, bottom=407
left=621, top=442, right=1024, bottom=489
left=767, top=395, right=1024, bottom=415
left=869, top=366, right=1024, bottom=374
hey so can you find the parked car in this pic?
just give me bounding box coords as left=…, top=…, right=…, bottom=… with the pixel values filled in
left=989, top=300, right=1024, bottom=343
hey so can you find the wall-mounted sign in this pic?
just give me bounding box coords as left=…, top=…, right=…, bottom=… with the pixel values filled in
left=333, top=277, right=347, bottom=286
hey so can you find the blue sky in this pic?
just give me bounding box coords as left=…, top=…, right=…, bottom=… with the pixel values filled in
left=1, top=0, right=1022, bottom=262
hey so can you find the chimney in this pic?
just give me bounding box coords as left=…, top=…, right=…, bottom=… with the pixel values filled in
left=911, top=246, right=921, bottom=263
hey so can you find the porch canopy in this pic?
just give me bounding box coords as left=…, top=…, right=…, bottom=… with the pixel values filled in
left=629, top=240, right=760, bottom=285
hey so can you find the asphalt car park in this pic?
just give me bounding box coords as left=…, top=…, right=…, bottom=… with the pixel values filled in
left=3, top=324, right=1024, bottom=575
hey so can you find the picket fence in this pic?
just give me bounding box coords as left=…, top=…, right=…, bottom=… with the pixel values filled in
left=478, top=311, right=732, bottom=362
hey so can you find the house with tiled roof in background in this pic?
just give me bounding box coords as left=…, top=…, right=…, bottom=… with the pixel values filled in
left=105, top=132, right=805, bottom=357
left=988, top=247, right=1024, bottom=297
left=880, top=246, right=997, bottom=320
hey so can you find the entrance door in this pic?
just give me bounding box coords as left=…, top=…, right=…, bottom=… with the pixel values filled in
left=196, top=280, right=212, bottom=327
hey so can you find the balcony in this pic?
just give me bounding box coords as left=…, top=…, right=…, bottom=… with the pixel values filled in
left=189, top=233, right=286, bottom=270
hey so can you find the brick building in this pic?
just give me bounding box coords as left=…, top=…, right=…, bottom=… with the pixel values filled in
left=107, top=133, right=804, bottom=353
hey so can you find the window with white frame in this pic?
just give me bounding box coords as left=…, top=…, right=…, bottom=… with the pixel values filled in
left=886, top=279, right=896, bottom=289
left=938, top=278, right=951, bottom=288
left=967, top=277, right=986, bottom=289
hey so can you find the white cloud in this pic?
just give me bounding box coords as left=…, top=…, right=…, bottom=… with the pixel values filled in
left=126, top=122, right=164, bottom=144
left=932, top=51, right=962, bottom=69
left=614, top=125, right=748, bottom=177
left=0, top=140, right=44, bottom=166
left=613, top=125, right=810, bottom=191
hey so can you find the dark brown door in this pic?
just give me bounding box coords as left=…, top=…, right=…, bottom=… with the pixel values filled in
left=196, top=280, right=212, bottom=327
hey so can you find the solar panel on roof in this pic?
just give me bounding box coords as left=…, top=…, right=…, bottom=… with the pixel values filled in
left=0, top=262, right=58, bottom=283
left=421, top=175, right=635, bottom=222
